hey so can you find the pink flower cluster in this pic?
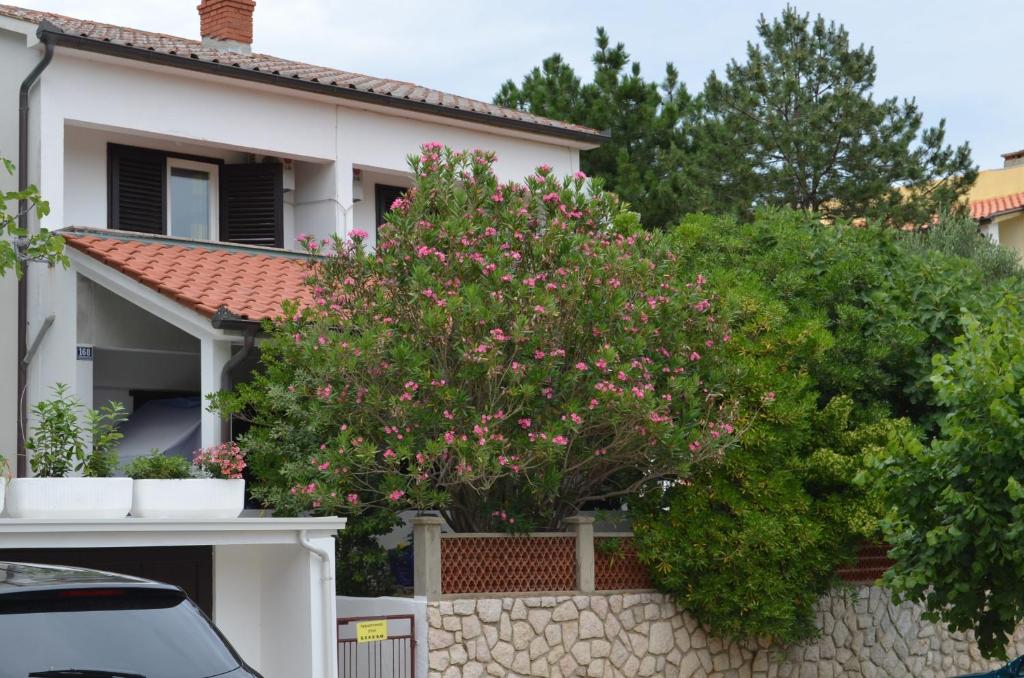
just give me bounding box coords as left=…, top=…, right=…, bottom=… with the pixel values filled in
left=192, top=442, right=247, bottom=479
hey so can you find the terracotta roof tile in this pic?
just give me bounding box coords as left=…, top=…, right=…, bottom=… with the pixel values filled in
left=0, top=4, right=603, bottom=142
left=970, top=191, right=1024, bottom=220
left=63, top=229, right=313, bottom=322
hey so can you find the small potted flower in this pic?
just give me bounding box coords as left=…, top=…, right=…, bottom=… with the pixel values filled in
left=128, top=443, right=246, bottom=519
left=5, top=384, right=131, bottom=519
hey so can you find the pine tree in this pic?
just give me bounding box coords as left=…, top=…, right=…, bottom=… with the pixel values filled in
left=696, top=7, right=976, bottom=225
left=496, top=28, right=699, bottom=228
left=497, top=10, right=977, bottom=228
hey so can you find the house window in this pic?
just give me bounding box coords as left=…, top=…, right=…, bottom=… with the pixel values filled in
left=375, top=184, right=408, bottom=235
left=108, top=143, right=283, bottom=247
left=168, top=159, right=219, bottom=240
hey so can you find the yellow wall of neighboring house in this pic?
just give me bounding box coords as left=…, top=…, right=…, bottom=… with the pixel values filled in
left=969, top=165, right=1024, bottom=202
left=996, top=213, right=1024, bottom=255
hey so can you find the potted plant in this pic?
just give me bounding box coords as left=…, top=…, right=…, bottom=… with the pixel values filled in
left=5, top=384, right=131, bottom=519
left=128, top=443, right=246, bottom=519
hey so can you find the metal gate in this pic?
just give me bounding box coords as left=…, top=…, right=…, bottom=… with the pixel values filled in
left=337, top=614, right=415, bottom=678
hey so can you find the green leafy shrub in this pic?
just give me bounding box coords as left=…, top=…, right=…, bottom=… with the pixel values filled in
left=630, top=210, right=1001, bottom=644
left=26, top=384, right=126, bottom=478
left=899, top=211, right=1021, bottom=284
left=123, top=452, right=192, bottom=480
left=216, top=144, right=735, bottom=532
left=334, top=510, right=401, bottom=597
left=865, top=294, right=1024, bottom=658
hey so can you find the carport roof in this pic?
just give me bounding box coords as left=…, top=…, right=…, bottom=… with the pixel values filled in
left=62, top=228, right=312, bottom=322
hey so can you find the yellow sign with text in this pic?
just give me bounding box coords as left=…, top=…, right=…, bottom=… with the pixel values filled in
left=356, top=620, right=388, bottom=643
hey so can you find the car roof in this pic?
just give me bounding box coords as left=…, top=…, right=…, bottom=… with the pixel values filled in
left=0, top=561, right=181, bottom=595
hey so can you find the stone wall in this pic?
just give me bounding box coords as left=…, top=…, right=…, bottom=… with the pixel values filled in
left=427, top=587, right=1024, bottom=678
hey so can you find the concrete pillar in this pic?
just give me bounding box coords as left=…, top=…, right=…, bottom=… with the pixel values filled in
left=411, top=515, right=443, bottom=600
left=334, top=108, right=355, bottom=239
left=564, top=515, right=595, bottom=593
left=199, top=337, right=232, bottom=449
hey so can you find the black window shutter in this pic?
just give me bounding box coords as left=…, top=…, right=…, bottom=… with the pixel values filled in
left=220, top=163, right=283, bottom=247
left=108, top=144, right=166, bottom=234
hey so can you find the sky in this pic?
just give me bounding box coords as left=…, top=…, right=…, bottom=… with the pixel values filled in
left=16, top=0, right=1023, bottom=169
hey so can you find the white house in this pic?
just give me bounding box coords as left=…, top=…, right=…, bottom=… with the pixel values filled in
left=0, top=2, right=605, bottom=675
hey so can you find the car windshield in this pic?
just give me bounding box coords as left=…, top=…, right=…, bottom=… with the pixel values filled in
left=0, top=590, right=239, bottom=678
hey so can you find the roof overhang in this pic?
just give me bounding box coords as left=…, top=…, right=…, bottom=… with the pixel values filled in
left=36, top=25, right=609, bottom=149
left=69, top=246, right=234, bottom=341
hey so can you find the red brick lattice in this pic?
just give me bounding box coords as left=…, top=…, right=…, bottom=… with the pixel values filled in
left=594, top=536, right=652, bottom=590
left=837, top=543, right=894, bottom=583
left=440, top=536, right=576, bottom=594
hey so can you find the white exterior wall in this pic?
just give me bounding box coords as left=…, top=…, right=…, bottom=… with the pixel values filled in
left=0, top=28, right=584, bottom=472
left=0, top=27, right=44, bottom=473
left=63, top=125, right=250, bottom=229
left=216, top=541, right=337, bottom=678
left=980, top=221, right=1000, bottom=244
left=39, top=49, right=580, bottom=242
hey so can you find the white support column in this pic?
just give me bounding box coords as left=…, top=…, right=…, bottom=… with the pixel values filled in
left=37, top=90, right=64, bottom=231
left=75, top=344, right=93, bottom=413
left=304, top=532, right=340, bottom=678
left=981, top=220, right=1001, bottom=244
left=199, top=338, right=232, bottom=449
left=26, top=265, right=77, bottom=464
left=334, top=108, right=355, bottom=239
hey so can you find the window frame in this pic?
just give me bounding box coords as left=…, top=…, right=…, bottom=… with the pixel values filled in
left=166, top=157, right=220, bottom=241
left=107, top=143, right=225, bottom=238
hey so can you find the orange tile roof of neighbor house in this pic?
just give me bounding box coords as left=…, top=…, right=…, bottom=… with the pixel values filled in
left=63, top=229, right=312, bottom=322
left=0, top=4, right=606, bottom=145
left=970, top=191, right=1024, bottom=220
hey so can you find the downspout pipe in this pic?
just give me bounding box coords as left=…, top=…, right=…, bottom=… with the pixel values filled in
left=16, top=22, right=61, bottom=477
left=298, top=530, right=337, bottom=677
left=218, top=326, right=257, bottom=443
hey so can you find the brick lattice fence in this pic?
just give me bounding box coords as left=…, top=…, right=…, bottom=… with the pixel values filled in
left=594, top=535, right=652, bottom=590
left=440, top=535, right=576, bottom=594
left=837, top=543, right=894, bottom=583
left=414, top=517, right=893, bottom=599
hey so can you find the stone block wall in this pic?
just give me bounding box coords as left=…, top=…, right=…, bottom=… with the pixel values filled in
left=427, top=588, right=1024, bottom=678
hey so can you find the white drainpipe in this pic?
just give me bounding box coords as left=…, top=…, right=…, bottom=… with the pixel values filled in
left=298, top=530, right=336, bottom=677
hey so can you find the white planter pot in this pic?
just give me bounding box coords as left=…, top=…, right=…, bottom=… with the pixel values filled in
left=131, top=479, right=245, bottom=519
left=0, top=478, right=6, bottom=515
left=5, top=477, right=133, bottom=519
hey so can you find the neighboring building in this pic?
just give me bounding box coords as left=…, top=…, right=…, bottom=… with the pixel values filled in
left=0, top=1, right=605, bottom=475
left=969, top=149, right=1024, bottom=253
left=0, top=3, right=604, bottom=676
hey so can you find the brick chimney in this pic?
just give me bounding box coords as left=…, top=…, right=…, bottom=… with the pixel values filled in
left=197, top=0, right=255, bottom=54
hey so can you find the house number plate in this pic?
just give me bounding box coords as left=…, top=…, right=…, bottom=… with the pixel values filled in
left=76, top=345, right=94, bottom=361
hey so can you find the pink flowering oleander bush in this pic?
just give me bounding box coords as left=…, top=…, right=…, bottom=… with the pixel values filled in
left=193, top=442, right=247, bottom=480
left=216, top=144, right=737, bottom=531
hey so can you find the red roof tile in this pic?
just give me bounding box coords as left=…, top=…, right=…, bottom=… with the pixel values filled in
left=63, top=229, right=312, bottom=322
left=0, top=4, right=604, bottom=143
left=970, top=191, right=1024, bottom=220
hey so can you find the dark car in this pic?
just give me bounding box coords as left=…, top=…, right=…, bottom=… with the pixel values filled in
left=0, top=562, right=262, bottom=678
left=955, top=656, right=1024, bottom=677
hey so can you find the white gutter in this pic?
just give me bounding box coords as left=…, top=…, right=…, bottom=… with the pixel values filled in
left=299, top=529, right=337, bottom=677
